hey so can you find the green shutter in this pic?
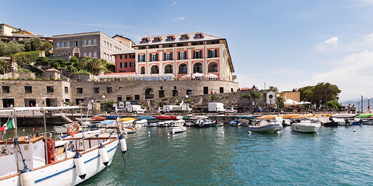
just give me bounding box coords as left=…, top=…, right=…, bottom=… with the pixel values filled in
left=178, top=52, right=180, bottom=60
left=156, top=53, right=158, bottom=61
left=170, top=52, right=172, bottom=60
left=138, top=55, right=140, bottom=61
left=208, top=50, right=211, bottom=58
left=199, top=51, right=202, bottom=58
left=164, top=53, right=166, bottom=61
left=184, top=52, right=187, bottom=59
left=215, top=49, right=217, bottom=57
left=193, top=51, right=195, bottom=59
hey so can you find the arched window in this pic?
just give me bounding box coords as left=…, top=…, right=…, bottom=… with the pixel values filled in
left=193, top=62, right=203, bottom=73
left=208, top=62, right=218, bottom=72
left=178, top=64, right=187, bottom=74
left=151, top=65, right=159, bottom=74
left=140, top=66, right=145, bottom=74
left=164, top=64, right=173, bottom=74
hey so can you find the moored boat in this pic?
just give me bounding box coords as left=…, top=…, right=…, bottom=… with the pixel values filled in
left=291, top=119, right=321, bottom=133
left=212, top=120, right=224, bottom=127
left=248, top=117, right=283, bottom=133
left=195, top=118, right=212, bottom=128
left=155, top=115, right=172, bottom=120
left=169, top=126, right=187, bottom=134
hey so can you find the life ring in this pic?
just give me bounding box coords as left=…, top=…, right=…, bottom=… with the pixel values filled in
left=67, top=122, right=80, bottom=137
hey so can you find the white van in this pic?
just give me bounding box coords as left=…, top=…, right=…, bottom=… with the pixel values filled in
left=127, top=105, right=147, bottom=114
left=208, top=102, right=225, bottom=114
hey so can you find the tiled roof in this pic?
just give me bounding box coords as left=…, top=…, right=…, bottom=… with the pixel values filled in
left=135, top=32, right=222, bottom=46
left=103, top=72, right=135, bottom=75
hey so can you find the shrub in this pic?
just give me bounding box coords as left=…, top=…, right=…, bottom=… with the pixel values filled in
left=130, top=83, right=133, bottom=87
left=240, top=94, right=250, bottom=99
left=162, top=97, right=169, bottom=101
left=16, top=77, right=21, bottom=80
left=50, top=77, right=55, bottom=80
left=251, top=92, right=261, bottom=98
left=29, top=65, right=44, bottom=75
left=211, top=95, right=218, bottom=100
left=225, top=96, right=230, bottom=99
left=11, top=51, right=40, bottom=65
left=56, top=78, right=61, bottom=81
left=27, top=77, right=33, bottom=80
left=90, top=78, right=96, bottom=82
left=73, top=70, right=91, bottom=75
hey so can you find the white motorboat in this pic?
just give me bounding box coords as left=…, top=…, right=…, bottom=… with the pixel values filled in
left=0, top=106, right=124, bottom=186
left=291, top=119, right=321, bottom=133
left=134, top=119, right=148, bottom=128
left=248, top=117, right=283, bottom=133
left=170, top=119, right=185, bottom=127
left=169, top=126, right=187, bottom=134
left=157, top=120, right=173, bottom=127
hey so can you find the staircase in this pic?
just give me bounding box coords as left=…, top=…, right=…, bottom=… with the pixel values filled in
left=61, top=115, right=73, bottom=123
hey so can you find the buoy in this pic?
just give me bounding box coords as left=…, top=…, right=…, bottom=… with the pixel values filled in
left=167, top=133, right=170, bottom=136
left=276, top=131, right=281, bottom=135
left=119, top=135, right=127, bottom=154
left=98, top=143, right=109, bottom=166
left=334, top=129, right=337, bottom=133
left=248, top=131, right=251, bottom=135
left=172, top=132, right=175, bottom=134
left=23, top=129, right=25, bottom=131
left=20, top=167, right=35, bottom=186
left=73, top=152, right=87, bottom=179
left=222, top=131, right=224, bottom=134
left=353, top=128, right=357, bottom=132
left=148, top=131, right=150, bottom=135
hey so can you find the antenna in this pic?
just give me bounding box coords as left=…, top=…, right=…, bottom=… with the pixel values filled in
left=144, top=28, right=147, bottom=37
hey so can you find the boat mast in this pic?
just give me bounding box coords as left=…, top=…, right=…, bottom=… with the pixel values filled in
left=43, top=108, right=48, bottom=165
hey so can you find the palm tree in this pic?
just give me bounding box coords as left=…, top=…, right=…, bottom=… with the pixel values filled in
left=87, top=58, right=103, bottom=75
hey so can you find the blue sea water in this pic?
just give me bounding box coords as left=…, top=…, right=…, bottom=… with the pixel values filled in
left=78, top=125, right=373, bottom=186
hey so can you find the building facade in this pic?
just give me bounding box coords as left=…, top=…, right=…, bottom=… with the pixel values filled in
left=0, top=23, right=52, bottom=42
left=0, top=23, right=19, bottom=36
left=52, top=32, right=132, bottom=63
left=131, top=32, right=235, bottom=81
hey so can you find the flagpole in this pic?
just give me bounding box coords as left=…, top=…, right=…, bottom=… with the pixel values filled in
left=13, top=108, right=20, bottom=172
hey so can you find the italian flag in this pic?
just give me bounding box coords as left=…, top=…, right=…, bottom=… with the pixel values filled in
left=0, top=119, right=15, bottom=131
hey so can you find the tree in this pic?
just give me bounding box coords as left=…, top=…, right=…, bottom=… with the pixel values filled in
left=43, top=41, right=53, bottom=50
left=7, top=41, right=24, bottom=55
left=87, top=58, right=103, bottom=75
left=0, top=60, right=11, bottom=74
left=268, top=86, right=278, bottom=92
left=24, top=37, right=43, bottom=51
left=299, top=82, right=341, bottom=108
left=0, top=41, right=8, bottom=56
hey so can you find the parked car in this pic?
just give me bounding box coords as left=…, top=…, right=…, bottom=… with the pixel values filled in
left=195, top=107, right=208, bottom=113
left=153, top=107, right=163, bottom=114
left=237, top=106, right=249, bottom=113
left=225, top=107, right=237, bottom=113
left=116, top=107, right=127, bottom=112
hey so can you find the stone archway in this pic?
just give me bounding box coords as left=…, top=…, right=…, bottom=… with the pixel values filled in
left=145, top=88, right=154, bottom=99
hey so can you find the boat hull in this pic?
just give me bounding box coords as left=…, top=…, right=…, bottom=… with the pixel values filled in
left=248, top=124, right=283, bottom=133
left=195, top=124, right=211, bottom=128
left=291, top=122, right=321, bottom=133
left=0, top=138, right=118, bottom=186
left=170, top=127, right=186, bottom=133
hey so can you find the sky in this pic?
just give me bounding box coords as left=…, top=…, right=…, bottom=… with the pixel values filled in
left=2, top=0, right=373, bottom=103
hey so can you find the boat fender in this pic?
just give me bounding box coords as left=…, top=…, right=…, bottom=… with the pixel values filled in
left=46, top=137, right=56, bottom=164
left=119, top=135, right=127, bottom=154
left=98, top=143, right=110, bottom=166
left=20, top=167, right=35, bottom=186
left=73, top=152, right=87, bottom=179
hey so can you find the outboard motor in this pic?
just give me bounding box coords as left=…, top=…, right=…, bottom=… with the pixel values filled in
left=73, top=152, right=87, bottom=179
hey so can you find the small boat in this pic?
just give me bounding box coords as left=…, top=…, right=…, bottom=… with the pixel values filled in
left=185, top=121, right=195, bottom=127
left=134, top=119, right=148, bottom=128
left=195, top=118, right=212, bottom=128
left=170, top=119, right=185, bottom=127
left=170, top=116, right=177, bottom=120
left=155, top=115, right=172, bottom=120
left=123, top=126, right=137, bottom=134
left=147, top=122, right=158, bottom=127
left=189, top=116, right=208, bottom=120
left=105, top=115, right=122, bottom=119
left=91, top=116, right=106, bottom=121
left=351, top=119, right=362, bottom=125
left=235, top=116, right=255, bottom=120
left=331, top=114, right=356, bottom=118
left=248, top=117, right=283, bottom=133
left=169, top=126, right=187, bottom=134
left=356, top=114, right=373, bottom=118
left=136, top=116, right=156, bottom=120
left=282, top=119, right=292, bottom=126
left=157, top=120, right=173, bottom=127
left=361, top=119, right=373, bottom=125
left=212, top=121, right=224, bottom=127
left=121, top=117, right=137, bottom=121
left=281, top=114, right=300, bottom=119
left=256, top=115, right=278, bottom=120
left=182, top=116, right=189, bottom=120
left=291, top=118, right=321, bottom=133
left=229, top=120, right=242, bottom=126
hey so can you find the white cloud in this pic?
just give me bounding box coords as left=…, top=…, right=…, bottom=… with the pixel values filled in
left=324, top=37, right=339, bottom=44
left=172, top=15, right=186, bottom=22
left=171, top=1, right=176, bottom=6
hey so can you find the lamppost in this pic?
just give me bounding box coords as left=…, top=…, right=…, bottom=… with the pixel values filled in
left=102, top=95, right=106, bottom=115
left=361, top=94, right=363, bottom=113
left=368, top=97, right=370, bottom=113
left=276, top=94, right=280, bottom=116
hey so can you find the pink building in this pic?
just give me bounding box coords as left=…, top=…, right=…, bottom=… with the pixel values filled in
left=113, top=51, right=136, bottom=73
left=132, top=32, right=235, bottom=81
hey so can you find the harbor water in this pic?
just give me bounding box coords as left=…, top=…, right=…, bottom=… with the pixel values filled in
left=7, top=125, right=373, bottom=185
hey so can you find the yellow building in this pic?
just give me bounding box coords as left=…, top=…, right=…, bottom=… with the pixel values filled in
left=0, top=23, right=19, bottom=36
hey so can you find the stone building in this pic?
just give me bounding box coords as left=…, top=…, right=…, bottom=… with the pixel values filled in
left=52, top=31, right=133, bottom=63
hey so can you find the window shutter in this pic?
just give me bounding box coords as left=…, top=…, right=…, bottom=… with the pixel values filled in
left=138, top=55, right=140, bottom=62
left=208, top=50, right=211, bottom=58
left=199, top=51, right=202, bottom=58
left=193, top=51, right=195, bottom=59
left=164, top=53, right=166, bottom=61
left=184, top=52, right=187, bottom=59
left=156, top=53, right=158, bottom=61
left=178, top=52, right=180, bottom=60
left=215, top=49, right=217, bottom=57
left=170, top=52, right=172, bottom=60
